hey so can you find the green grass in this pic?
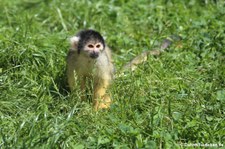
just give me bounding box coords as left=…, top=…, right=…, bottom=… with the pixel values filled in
left=0, top=0, right=225, bottom=148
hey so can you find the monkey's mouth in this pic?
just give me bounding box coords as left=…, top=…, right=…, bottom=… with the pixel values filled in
left=90, top=52, right=99, bottom=59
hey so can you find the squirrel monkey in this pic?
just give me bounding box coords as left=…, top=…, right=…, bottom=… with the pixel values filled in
left=66, top=29, right=114, bottom=110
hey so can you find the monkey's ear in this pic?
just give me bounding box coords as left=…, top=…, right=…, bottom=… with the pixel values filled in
left=70, top=36, right=80, bottom=49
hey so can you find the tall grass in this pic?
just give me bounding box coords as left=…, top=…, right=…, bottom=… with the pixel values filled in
left=0, top=0, right=224, bottom=148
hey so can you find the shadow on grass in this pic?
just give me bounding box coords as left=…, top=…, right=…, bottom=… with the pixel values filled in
left=49, top=68, right=70, bottom=98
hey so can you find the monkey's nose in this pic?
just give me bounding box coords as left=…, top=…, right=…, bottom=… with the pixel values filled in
left=90, top=52, right=99, bottom=59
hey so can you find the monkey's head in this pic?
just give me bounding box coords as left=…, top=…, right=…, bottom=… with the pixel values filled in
left=70, top=29, right=105, bottom=59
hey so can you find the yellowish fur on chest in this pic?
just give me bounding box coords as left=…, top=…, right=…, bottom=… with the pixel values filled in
left=74, top=53, right=112, bottom=81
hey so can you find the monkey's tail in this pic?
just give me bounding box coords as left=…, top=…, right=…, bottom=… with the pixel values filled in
left=117, top=35, right=182, bottom=77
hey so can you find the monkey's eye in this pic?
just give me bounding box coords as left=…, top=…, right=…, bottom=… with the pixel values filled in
left=88, top=44, right=94, bottom=48
left=96, top=44, right=101, bottom=48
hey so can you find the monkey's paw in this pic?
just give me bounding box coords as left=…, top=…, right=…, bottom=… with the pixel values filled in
left=94, top=95, right=111, bottom=110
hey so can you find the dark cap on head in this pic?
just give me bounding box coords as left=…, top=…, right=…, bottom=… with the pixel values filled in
left=76, top=29, right=105, bottom=53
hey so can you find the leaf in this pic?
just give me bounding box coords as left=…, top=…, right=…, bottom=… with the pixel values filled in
left=217, top=90, right=225, bottom=102
left=98, top=136, right=110, bottom=145
left=73, top=144, right=84, bottom=149
left=145, top=140, right=157, bottom=149
left=135, top=134, right=143, bottom=148
left=172, top=112, right=182, bottom=121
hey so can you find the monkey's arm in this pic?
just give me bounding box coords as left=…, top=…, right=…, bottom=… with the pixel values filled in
left=66, top=50, right=77, bottom=91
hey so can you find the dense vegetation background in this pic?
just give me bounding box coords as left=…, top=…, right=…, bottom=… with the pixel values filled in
left=0, top=0, right=224, bottom=148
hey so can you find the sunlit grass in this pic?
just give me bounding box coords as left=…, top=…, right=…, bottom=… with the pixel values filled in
left=0, top=0, right=224, bottom=148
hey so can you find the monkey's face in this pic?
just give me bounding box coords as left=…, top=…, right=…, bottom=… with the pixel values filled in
left=83, top=41, right=104, bottom=59
left=70, top=30, right=106, bottom=59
